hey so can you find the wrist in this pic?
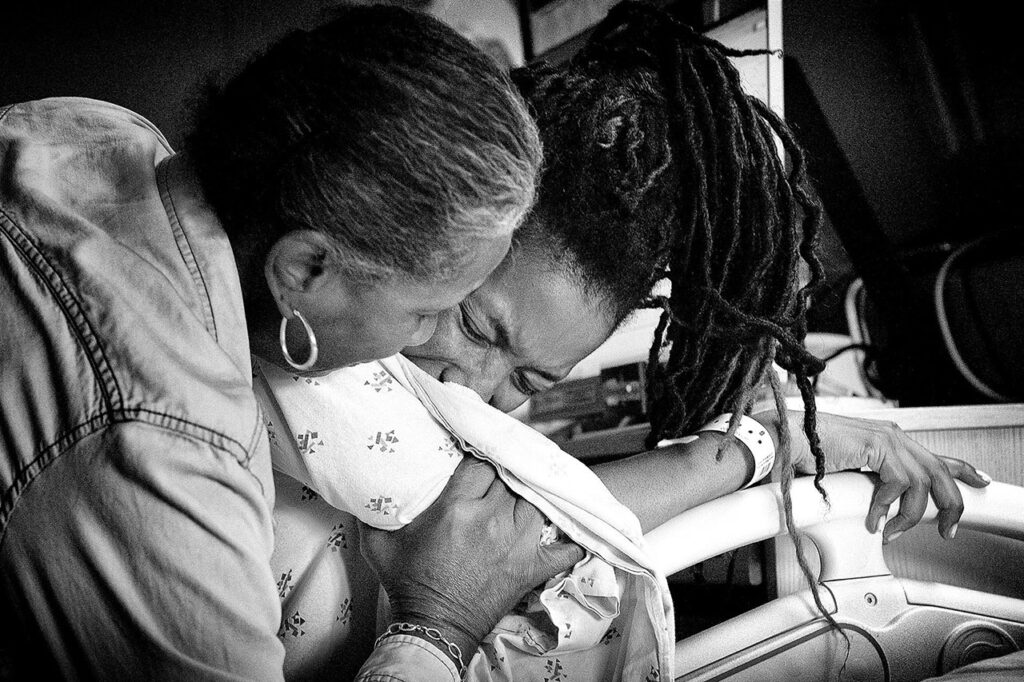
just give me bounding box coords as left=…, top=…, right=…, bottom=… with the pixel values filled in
left=388, top=610, right=478, bottom=671
left=698, top=414, right=776, bottom=488
left=749, top=409, right=782, bottom=451
left=379, top=616, right=473, bottom=678
left=752, top=408, right=817, bottom=475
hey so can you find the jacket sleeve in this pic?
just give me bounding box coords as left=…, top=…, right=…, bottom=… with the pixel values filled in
left=0, top=420, right=460, bottom=681
left=0, top=421, right=287, bottom=680
left=355, top=635, right=461, bottom=682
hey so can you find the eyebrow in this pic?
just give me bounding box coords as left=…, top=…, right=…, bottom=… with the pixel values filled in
left=488, top=314, right=563, bottom=384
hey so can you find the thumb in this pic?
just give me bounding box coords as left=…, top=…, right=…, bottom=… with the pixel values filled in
left=538, top=540, right=585, bottom=576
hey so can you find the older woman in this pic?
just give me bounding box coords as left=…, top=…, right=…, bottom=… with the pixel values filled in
left=0, top=6, right=579, bottom=679
left=274, top=3, right=986, bottom=678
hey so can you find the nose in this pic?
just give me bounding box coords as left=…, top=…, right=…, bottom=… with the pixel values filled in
left=438, top=358, right=506, bottom=404
left=407, top=315, right=439, bottom=347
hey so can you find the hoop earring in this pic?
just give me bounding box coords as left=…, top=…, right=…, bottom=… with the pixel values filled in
left=280, top=309, right=319, bottom=371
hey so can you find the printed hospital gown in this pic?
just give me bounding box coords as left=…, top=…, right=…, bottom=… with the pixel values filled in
left=271, top=471, right=380, bottom=680
left=255, top=355, right=674, bottom=681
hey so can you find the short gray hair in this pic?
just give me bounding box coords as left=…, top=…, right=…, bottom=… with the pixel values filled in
left=189, top=5, right=541, bottom=284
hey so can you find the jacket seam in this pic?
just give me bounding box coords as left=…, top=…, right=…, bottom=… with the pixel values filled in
left=0, top=406, right=264, bottom=547
left=245, top=400, right=268, bottom=467
left=37, top=98, right=174, bottom=155
left=156, top=157, right=219, bottom=341
left=0, top=208, right=123, bottom=411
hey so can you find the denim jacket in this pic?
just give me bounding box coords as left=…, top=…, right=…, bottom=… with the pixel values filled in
left=0, top=98, right=456, bottom=681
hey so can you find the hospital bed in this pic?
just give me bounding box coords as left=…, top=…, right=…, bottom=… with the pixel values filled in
left=645, top=404, right=1024, bottom=681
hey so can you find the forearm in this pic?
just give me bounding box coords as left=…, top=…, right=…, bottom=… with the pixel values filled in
left=590, top=431, right=753, bottom=532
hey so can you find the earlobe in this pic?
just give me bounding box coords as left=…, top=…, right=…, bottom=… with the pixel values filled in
left=264, top=230, right=337, bottom=316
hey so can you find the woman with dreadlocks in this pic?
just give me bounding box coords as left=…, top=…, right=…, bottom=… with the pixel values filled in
left=404, top=0, right=985, bottom=562
left=268, top=2, right=990, bottom=679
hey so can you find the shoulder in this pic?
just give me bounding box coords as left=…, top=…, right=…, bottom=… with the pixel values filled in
left=0, top=97, right=172, bottom=153
left=0, top=96, right=269, bottom=519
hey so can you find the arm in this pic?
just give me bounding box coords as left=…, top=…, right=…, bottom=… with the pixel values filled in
left=590, top=409, right=990, bottom=537
left=0, top=423, right=286, bottom=679
left=590, top=432, right=752, bottom=532
left=2, top=420, right=479, bottom=682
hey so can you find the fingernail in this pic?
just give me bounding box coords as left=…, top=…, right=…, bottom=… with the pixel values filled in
left=978, top=470, right=992, bottom=484
left=875, top=517, right=885, bottom=534
left=948, top=523, right=958, bottom=540
left=884, top=530, right=903, bottom=544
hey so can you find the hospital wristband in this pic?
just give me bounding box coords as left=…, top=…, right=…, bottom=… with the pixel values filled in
left=697, top=413, right=775, bottom=488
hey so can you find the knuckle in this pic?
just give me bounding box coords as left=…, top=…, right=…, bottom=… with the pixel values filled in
left=452, top=505, right=474, bottom=524
left=863, top=430, right=900, bottom=461
left=891, top=514, right=911, bottom=528
left=909, top=473, right=929, bottom=490
left=484, top=514, right=504, bottom=538
left=881, top=429, right=903, bottom=453
left=890, top=472, right=912, bottom=490
left=861, top=435, right=885, bottom=462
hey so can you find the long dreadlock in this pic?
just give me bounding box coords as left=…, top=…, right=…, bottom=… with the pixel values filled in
left=515, top=1, right=840, bottom=632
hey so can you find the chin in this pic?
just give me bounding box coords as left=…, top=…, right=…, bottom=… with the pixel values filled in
left=292, top=367, right=337, bottom=378
left=400, top=353, right=444, bottom=380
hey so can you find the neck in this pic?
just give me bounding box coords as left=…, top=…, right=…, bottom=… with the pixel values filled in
left=241, top=273, right=282, bottom=365
left=181, top=150, right=281, bottom=365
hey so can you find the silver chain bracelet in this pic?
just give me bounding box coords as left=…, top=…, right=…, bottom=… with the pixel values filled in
left=374, top=621, right=468, bottom=677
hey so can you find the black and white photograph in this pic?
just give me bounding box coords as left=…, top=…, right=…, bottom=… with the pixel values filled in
left=1, top=1, right=1022, bottom=680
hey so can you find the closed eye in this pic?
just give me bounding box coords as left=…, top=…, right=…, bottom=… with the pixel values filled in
left=511, top=370, right=545, bottom=397
left=458, top=303, right=491, bottom=347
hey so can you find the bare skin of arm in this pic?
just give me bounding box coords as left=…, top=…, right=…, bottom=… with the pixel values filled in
left=591, top=431, right=750, bottom=533
left=591, top=410, right=989, bottom=535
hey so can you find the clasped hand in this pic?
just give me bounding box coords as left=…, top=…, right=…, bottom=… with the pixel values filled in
left=358, top=457, right=584, bottom=656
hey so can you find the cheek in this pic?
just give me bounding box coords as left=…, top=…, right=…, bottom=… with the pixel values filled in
left=406, top=315, right=438, bottom=347
left=407, top=311, right=460, bottom=356
left=332, top=315, right=417, bottom=365
left=490, top=383, right=529, bottom=413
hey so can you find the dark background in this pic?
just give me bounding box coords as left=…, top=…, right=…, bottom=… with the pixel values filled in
left=3, top=0, right=1021, bottom=405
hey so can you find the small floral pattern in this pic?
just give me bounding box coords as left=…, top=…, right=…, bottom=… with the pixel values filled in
left=255, top=356, right=672, bottom=681
left=278, top=611, right=306, bottom=638
left=327, top=523, right=346, bottom=551
left=366, top=429, right=399, bottom=454
left=364, top=495, right=398, bottom=516
left=296, top=430, right=324, bottom=457
left=276, top=569, right=294, bottom=599
left=364, top=370, right=394, bottom=393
